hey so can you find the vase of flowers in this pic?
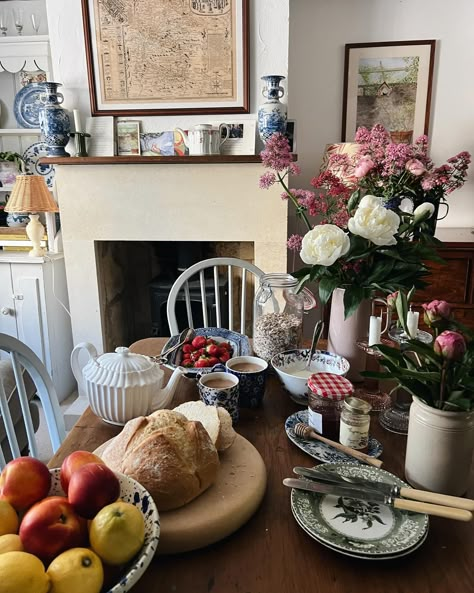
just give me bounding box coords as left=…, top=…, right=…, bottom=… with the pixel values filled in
left=366, top=296, right=474, bottom=495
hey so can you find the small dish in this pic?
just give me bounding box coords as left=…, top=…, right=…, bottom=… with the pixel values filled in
left=14, top=82, right=46, bottom=129
left=161, top=327, right=251, bottom=377
left=22, top=141, right=55, bottom=188
left=285, top=409, right=383, bottom=463
left=289, top=463, right=429, bottom=559
left=271, top=349, right=350, bottom=405
left=49, top=467, right=160, bottom=593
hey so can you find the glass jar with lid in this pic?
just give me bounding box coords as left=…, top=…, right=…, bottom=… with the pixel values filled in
left=307, top=373, right=354, bottom=440
left=253, top=273, right=316, bottom=362
left=339, top=397, right=372, bottom=451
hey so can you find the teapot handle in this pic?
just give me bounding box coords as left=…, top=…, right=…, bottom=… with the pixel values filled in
left=70, top=342, right=98, bottom=397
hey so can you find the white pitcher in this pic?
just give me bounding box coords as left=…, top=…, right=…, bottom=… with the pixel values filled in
left=175, top=124, right=229, bottom=155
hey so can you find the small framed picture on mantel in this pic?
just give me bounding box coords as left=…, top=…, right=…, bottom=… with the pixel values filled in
left=116, top=120, right=141, bottom=156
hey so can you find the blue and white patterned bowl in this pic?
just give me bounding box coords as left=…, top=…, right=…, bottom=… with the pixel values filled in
left=271, top=349, right=350, bottom=404
left=48, top=468, right=160, bottom=593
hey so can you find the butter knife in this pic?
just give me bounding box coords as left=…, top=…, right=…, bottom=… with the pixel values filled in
left=293, top=466, right=474, bottom=512
left=283, top=478, right=472, bottom=521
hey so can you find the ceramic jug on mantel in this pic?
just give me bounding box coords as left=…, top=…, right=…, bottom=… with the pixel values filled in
left=175, top=124, right=230, bottom=155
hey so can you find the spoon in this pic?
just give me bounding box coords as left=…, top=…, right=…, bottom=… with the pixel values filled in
left=157, top=327, right=195, bottom=363
left=297, top=320, right=324, bottom=372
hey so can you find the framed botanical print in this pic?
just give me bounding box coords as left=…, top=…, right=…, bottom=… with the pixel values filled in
left=342, top=40, right=436, bottom=142
left=81, top=0, right=249, bottom=116
left=116, top=121, right=141, bottom=156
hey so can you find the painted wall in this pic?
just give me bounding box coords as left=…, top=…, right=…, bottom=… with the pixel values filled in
left=289, top=0, right=474, bottom=229
left=44, top=0, right=289, bottom=136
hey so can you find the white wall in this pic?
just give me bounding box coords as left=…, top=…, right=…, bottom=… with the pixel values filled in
left=289, top=0, right=474, bottom=228
left=45, top=0, right=289, bottom=138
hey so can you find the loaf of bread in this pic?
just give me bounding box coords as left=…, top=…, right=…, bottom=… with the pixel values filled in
left=100, top=409, right=219, bottom=511
left=173, top=401, right=237, bottom=452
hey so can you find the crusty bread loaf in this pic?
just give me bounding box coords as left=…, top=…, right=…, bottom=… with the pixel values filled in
left=174, top=401, right=236, bottom=452
left=100, top=409, right=219, bottom=511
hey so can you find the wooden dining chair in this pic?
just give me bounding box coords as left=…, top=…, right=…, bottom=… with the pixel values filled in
left=166, top=257, right=264, bottom=336
left=0, top=333, right=66, bottom=468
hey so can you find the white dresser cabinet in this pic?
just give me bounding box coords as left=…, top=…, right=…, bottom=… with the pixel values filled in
left=0, top=252, right=74, bottom=402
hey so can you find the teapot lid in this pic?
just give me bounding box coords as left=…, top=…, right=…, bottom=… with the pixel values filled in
left=96, top=347, right=155, bottom=373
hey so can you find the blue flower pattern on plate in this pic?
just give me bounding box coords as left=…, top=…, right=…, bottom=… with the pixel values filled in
left=22, top=142, right=55, bottom=188
left=14, top=83, right=46, bottom=129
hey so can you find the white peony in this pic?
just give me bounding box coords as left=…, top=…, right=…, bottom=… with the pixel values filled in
left=300, top=224, right=351, bottom=267
left=348, top=195, right=400, bottom=246
left=413, top=202, right=435, bottom=223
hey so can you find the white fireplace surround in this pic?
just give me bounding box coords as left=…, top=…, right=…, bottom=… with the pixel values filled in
left=54, top=160, right=288, bottom=354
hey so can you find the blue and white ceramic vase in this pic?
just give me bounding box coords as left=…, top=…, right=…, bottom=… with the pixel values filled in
left=39, top=82, right=71, bottom=157
left=257, top=75, right=287, bottom=143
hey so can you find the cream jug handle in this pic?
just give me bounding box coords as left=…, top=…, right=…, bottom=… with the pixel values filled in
left=219, top=123, right=230, bottom=146
left=70, top=342, right=98, bottom=395
left=372, top=298, right=391, bottom=335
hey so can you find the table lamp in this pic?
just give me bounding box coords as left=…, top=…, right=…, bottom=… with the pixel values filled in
left=4, top=175, right=59, bottom=257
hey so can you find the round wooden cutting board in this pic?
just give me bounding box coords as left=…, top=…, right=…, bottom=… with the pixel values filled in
left=95, top=433, right=267, bottom=554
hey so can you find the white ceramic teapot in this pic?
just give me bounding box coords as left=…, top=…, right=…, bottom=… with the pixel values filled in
left=71, top=343, right=184, bottom=425
left=175, top=124, right=230, bottom=155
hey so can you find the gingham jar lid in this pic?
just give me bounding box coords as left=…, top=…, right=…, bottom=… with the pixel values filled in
left=307, top=372, right=354, bottom=400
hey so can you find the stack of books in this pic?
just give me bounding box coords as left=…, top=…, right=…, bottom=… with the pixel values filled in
left=0, top=226, right=47, bottom=252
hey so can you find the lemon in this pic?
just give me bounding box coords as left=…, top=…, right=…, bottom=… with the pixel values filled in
left=0, top=551, right=50, bottom=593
left=89, top=501, right=145, bottom=565
left=47, top=547, right=104, bottom=593
left=0, top=535, right=22, bottom=555
left=0, top=501, right=18, bottom=536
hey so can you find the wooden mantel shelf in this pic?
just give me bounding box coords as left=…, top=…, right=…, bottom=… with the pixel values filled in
left=39, top=154, right=297, bottom=166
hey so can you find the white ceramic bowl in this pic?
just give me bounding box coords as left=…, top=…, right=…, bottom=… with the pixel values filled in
left=48, top=468, right=160, bottom=593
left=271, top=348, right=350, bottom=403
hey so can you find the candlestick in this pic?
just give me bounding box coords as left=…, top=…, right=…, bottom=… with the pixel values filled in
left=368, top=315, right=382, bottom=346
left=73, top=109, right=82, bottom=133
left=406, top=309, right=419, bottom=338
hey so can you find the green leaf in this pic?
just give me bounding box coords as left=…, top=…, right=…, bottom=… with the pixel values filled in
left=343, top=286, right=366, bottom=319
left=318, top=277, right=339, bottom=305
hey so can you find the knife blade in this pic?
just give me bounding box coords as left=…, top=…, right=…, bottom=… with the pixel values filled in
left=293, top=466, right=474, bottom=512
left=283, top=478, right=472, bottom=522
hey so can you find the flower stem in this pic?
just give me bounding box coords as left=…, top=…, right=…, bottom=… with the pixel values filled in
left=277, top=172, right=312, bottom=230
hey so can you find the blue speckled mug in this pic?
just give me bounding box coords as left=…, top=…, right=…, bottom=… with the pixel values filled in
left=198, top=370, right=240, bottom=424
left=226, top=356, right=268, bottom=408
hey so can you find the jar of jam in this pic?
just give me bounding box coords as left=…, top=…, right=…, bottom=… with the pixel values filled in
left=339, top=397, right=372, bottom=451
left=307, top=373, right=354, bottom=440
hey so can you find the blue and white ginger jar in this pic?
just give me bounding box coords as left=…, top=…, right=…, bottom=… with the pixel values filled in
left=257, top=75, right=287, bottom=143
left=39, top=82, right=71, bottom=157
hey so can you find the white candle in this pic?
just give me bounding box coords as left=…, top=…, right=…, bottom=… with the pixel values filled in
left=407, top=309, right=419, bottom=338
left=368, top=315, right=382, bottom=346
left=73, top=109, right=82, bottom=133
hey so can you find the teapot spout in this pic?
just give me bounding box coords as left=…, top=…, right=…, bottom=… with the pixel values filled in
left=153, top=366, right=184, bottom=411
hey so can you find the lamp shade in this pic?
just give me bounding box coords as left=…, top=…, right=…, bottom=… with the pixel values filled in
left=4, top=175, right=59, bottom=213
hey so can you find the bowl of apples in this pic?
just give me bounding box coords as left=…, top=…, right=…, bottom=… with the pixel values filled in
left=0, top=453, right=160, bottom=593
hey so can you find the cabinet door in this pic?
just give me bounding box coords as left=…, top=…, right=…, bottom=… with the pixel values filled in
left=0, top=264, right=17, bottom=338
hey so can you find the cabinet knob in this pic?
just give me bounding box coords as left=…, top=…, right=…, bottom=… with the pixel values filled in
left=1, top=307, right=12, bottom=316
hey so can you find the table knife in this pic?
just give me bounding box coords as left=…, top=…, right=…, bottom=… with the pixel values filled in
left=283, top=478, right=472, bottom=521
left=293, top=466, right=474, bottom=512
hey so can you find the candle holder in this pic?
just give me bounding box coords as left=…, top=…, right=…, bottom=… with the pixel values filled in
left=354, top=338, right=393, bottom=412
left=70, top=132, right=91, bottom=157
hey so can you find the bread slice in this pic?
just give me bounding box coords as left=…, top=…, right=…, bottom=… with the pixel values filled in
left=174, top=401, right=236, bottom=452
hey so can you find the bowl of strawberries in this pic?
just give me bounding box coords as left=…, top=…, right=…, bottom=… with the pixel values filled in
left=161, top=327, right=251, bottom=376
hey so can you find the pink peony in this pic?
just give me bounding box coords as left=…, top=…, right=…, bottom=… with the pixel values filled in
left=354, top=156, right=375, bottom=178
left=405, top=158, right=426, bottom=176
left=422, top=300, right=451, bottom=324
left=434, top=331, right=466, bottom=361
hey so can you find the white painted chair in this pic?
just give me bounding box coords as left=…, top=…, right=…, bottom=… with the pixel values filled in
left=0, top=333, right=66, bottom=468
left=166, top=257, right=264, bottom=336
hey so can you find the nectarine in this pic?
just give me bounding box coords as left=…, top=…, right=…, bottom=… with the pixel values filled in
left=60, top=450, right=105, bottom=494
left=68, top=463, right=120, bottom=519
left=0, top=457, right=51, bottom=511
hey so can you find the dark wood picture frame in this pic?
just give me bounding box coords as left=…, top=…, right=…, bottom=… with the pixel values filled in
left=81, top=0, right=249, bottom=117
left=342, top=40, right=436, bottom=142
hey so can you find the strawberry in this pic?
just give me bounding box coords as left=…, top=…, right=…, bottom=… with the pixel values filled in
left=219, top=341, right=232, bottom=351
left=207, top=356, right=219, bottom=366
left=219, top=351, right=231, bottom=363
left=205, top=338, right=217, bottom=345
left=182, top=344, right=193, bottom=354
left=192, top=336, right=207, bottom=349
left=195, top=358, right=211, bottom=368
left=182, top=360, right=194, bottom=368
left=206, top=344, right=219, bottom=356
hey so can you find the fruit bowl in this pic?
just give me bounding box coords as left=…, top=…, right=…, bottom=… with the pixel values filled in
left=48, top=468, right=160, bottom=593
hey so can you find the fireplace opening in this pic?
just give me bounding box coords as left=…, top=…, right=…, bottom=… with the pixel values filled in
left=95, top=240, right=255, bottom=351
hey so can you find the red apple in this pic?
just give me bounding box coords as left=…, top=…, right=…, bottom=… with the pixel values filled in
left=0, top=457, right=51, bottom=511
left=68, top=463, right=120, bottom=519
left=60, top=450, right=105, bottom=494
left=19, top=495, right=88, bottom=562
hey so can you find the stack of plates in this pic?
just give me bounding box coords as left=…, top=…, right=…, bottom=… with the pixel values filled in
left=290, top=463, right=429, bottom=560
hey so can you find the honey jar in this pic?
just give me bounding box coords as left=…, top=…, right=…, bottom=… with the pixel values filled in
left=339, top=397, right=372, bottom=451
left=307, top=373, right=354, bottom=440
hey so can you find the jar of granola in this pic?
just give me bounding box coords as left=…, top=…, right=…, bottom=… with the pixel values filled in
left=253, top=273, right=316, bottom=362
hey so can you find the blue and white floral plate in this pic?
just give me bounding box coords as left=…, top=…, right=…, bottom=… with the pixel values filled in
left=13, top=82, right=46, bottom=128
left=49, top=467, right=160, bottom=592
left=289, top=463, right=429, bottom=559
left=285, top=409, right=383, bottom=463
left=23, top=142, right=55, bottom=188
left=161, top=327, right=251, bottom=377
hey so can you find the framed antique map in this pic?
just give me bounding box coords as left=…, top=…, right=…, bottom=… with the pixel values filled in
left=81, top=0, right=249, bottom=116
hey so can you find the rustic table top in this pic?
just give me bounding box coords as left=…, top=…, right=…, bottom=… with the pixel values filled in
left=49, top=338, right=473, bottom=593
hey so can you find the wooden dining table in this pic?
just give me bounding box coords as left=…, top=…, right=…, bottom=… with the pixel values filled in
left=48, top=338, right=473, bottom=593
